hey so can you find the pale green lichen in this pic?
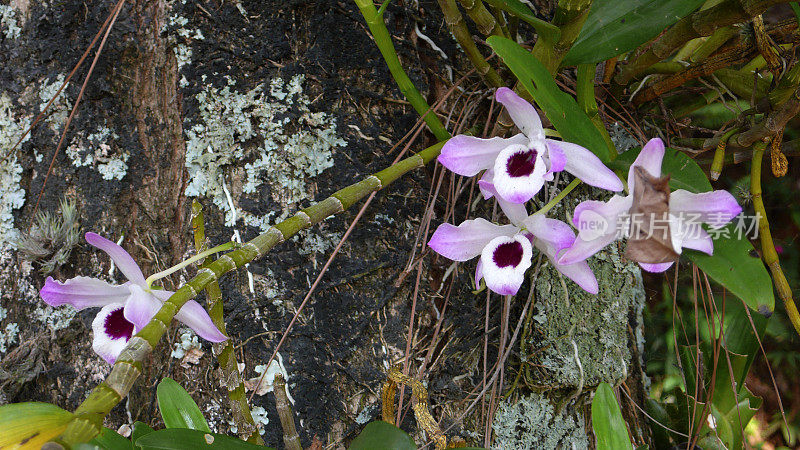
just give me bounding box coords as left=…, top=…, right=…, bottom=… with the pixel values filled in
left=164, top=0, right=203, bottom=87
left=492, top=392, right=588, bottom=449
left=0, top=93, right=29, bottom=248
left=171, top=328, right=201, bottom=359
left=184, top=74, right=345, bottom=228
left=34, top=304, right=76, bottom=331
left=38, top=74, right=71, bottom=133
left=0, top=306, right=19, bottom=353
left=66, top=126, right=129, bottom=180
left=0, top=4, right=22, bottom=40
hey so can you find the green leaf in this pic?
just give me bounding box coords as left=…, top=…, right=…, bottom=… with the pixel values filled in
left=349, top=421, right=417, bottom=450
left=0, top=402, right=74, bottom=448
left=156, top=378, right=212, bottom=432
left=90, top=427, right=133, bottom=450
left=132, top=422, right=156, bottom=443
left=564, top=0, right=705, bottom=65
left=591, top=383, right=634, bottom=450
left=487, top=36, right=612, bottom=162
left=134, top=429, right=273, bottom=450
left=482, top=0, right=560, bottom=43
left=614, top=145, right=775, bottom=314
left=687, top=229, right=775, bottom=314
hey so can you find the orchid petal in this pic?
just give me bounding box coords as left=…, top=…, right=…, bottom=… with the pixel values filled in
left=681, top=227, right=714, bottom=255
left=669, top=189, right=742, bottom=229
left=495, top=87, right=544, bottom=140
left=40, top=276, right=131, bottom=310
left=559, top=195, right=632, bottom=265
left=475, top=259, right=484, bottom=286
left=175, top=301, right=228, bottom=342
left=85, top=232, right=146, bottom=285
left=628, top=138, right=665, bottom=189
left=547, top=140, right=623, bottom=192
left=150, top=290, right=227, bottom=343
left=492, top=144, right=547, bottom=203
left=92, top=303, right=135, bottom=364
left=479, top=168, right=495, bottom=199
left=480, top=235, right=533, bottom=296
left=429, top=218, right=519, bottom=262
left=546, top=140, right=567, bottom=176
left=438, top=134, right=528, bottom=177
left=639, top=261, right=674, bottom=273
left=524, top=214, right=576, bottom=256
left=478, top=180, right=529, bottom=226
left=123, top=284, right=162, bottom=331
left=553, top=261, right=599, bottom=294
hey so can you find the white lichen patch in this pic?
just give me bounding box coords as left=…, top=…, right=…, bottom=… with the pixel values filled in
left=250, top=406, right=269, bottom=436
left=0, top=4, right=22, bottom=40
left=33, top=304, right=76, bottom=331
left=184, top=75, right=345, bottom=228
left=493, top=392, right=588, bottom=449
left=0, top=92, right=29, bottom=248
left=171, top=327, right=202, bottom=359
left=66, top=126, right=129, bottom=180
left=164, top=0, right=203, bottom=87
left=295, top=229, right=343, bottom=256
left=38, top=74, right=71, bottom=133
left=0, top=306, right=19, bottom=353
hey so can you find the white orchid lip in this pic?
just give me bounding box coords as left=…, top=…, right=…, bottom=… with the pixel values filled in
left=493, top=144, right=547, bottom=204
left=480, top=235, right=533, bottom=296
left=92, top=303, right=137, bottom=364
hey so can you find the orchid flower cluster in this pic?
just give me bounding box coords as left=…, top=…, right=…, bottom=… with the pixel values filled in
left=429, top=88, right=742, bottom=297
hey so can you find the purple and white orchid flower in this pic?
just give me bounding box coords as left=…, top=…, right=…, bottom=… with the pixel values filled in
left=437, top=87, right=623, bottom=204
left=428, top=188, right=598, bottom=295
left=559, top=138, right=743, bottom=273
left=39, top=232, right=227, bottom=364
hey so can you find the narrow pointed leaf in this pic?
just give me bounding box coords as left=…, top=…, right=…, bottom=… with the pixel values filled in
left=156, top=378, right=211, bottom=432
left=564, top=0, right=705, bottom=65
left=591, top=383, right=634, bottom=450
left=348, top=421, right=417, bottom=450
left=133, top=429, right=273, bottom=449
left=132, top=422, right=156, bottom=444
left=0, top=402, right=74, bottom=448
left=90, top=427, right=133, bottom=450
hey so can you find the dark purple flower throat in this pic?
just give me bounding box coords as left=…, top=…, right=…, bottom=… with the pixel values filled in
left=493, top=241, right=523, bottom=268
left=105, top=307, right=135, bottom=340
left=506, top=149, right=537, bottom=178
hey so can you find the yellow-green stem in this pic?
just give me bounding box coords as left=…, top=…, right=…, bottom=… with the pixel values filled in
left=353, top=0, right=450, bottom=140
left=190, top=201, right=262, bottom=444
left=144, top=242, right=235, bottom=288
left=534, top=179, right=582, bottom=215
left=751, top=142, right=800, bottom=337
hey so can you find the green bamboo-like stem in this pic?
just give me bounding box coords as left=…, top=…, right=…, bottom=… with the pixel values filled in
left=437, top=0, right=504, bottom=87
left=190, top=201, right=262, bottom=444
left=576, top=63, right=615, bottom=157
left=52, top=140, right=446, bottom=447
left=458, top=0, right=505, bottom=37
left=482, top=0, right=560, bottom=44
left=710, top=127, right=739, bottom=180
left=353, top=0, right=450, bottom=141
left=616, top=0, right=790, bottom=86
left=530, top=0, right=593, bottom=73
left=688, top=26, right=737, bottom=64
left=751, top=142, right=800, bottom=337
